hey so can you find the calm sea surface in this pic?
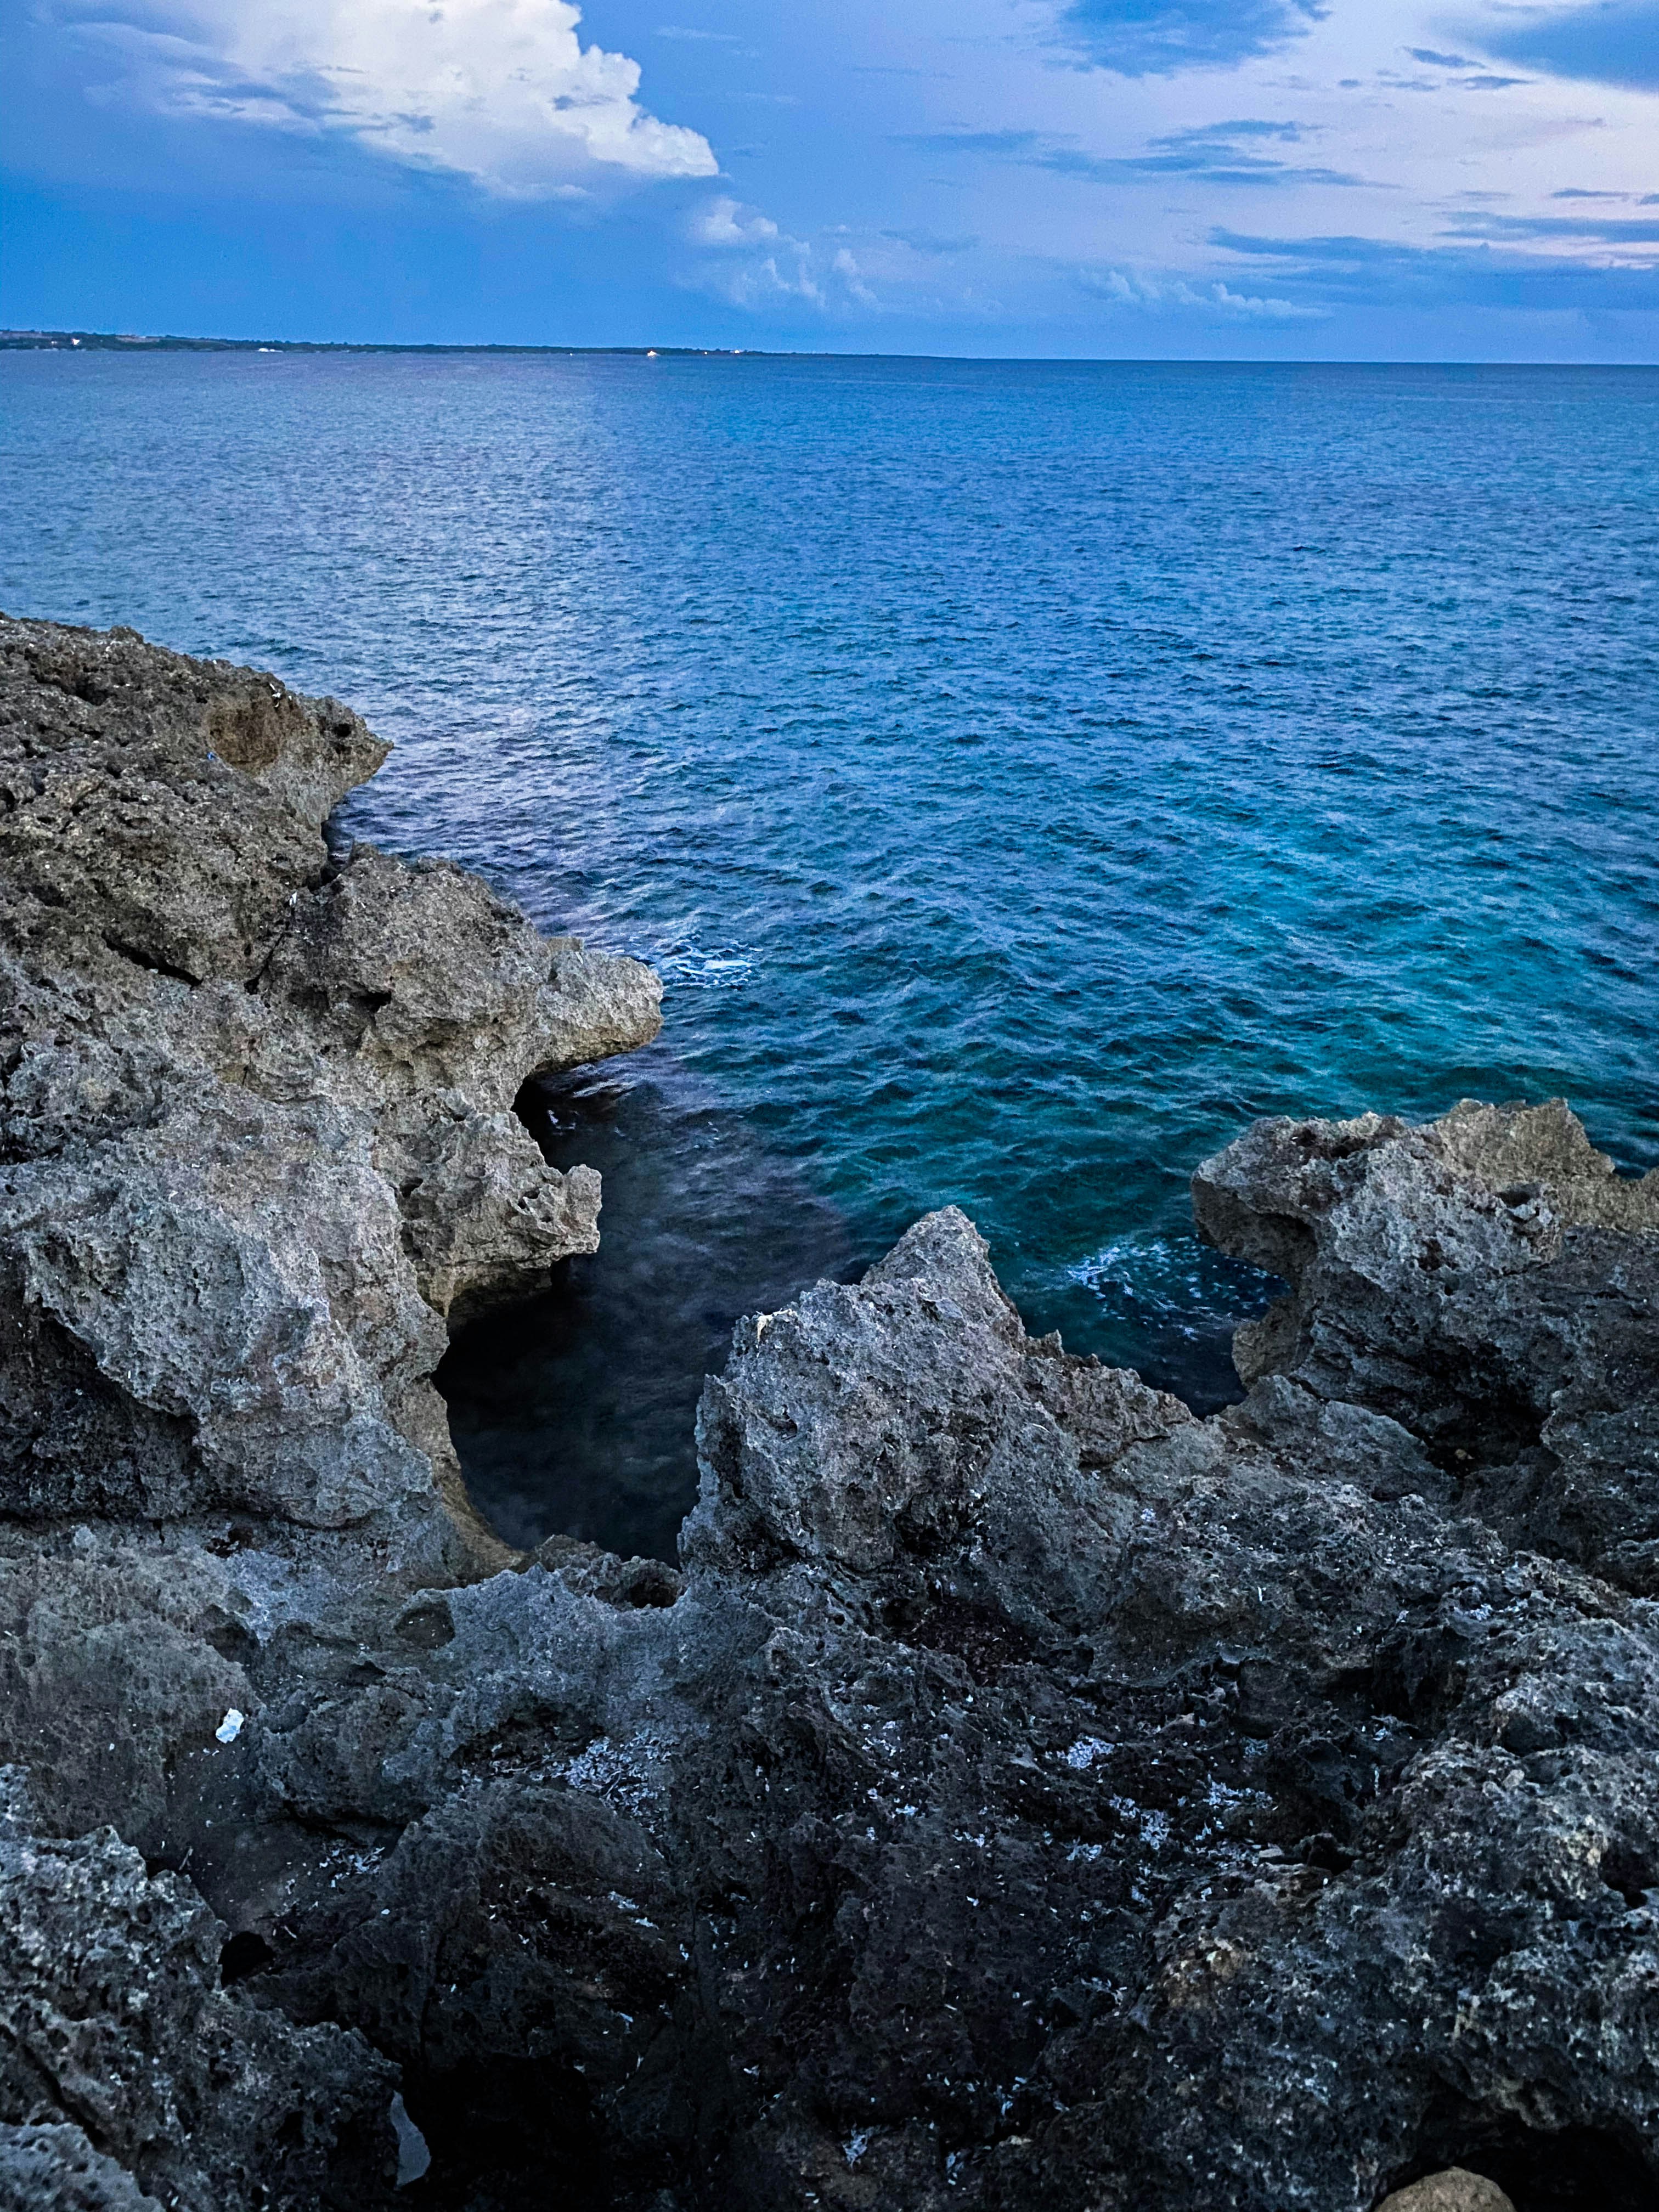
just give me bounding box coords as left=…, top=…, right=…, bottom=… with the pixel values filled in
left=4, top=352, right=1656, bottom=1558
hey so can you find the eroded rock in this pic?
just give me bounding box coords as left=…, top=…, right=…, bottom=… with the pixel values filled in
left=2, top=618, right=1655, bottom=2212
left=239, top=1184, right=1659, bottom=2210
left=0, top=2123, right=163, bottom=2211
left=1194, top=1100, right=1659, bottom=1592
left=0, top=618, right=662, bottom=2204
left=0, top=612, right=660, bottom=1552
left=0, top=1773, right=395, bottom=2211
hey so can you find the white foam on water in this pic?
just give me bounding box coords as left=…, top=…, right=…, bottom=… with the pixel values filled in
left=1066, top=1232, right=1280, bottom=1341
left=653, top=940, right=757, bottom=990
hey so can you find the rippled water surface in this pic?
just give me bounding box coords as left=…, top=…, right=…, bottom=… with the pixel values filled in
left=5, top=352, right=1657, bottom=1558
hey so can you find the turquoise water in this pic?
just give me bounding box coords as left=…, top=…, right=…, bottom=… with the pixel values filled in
left=4, top=352, right=1657, bottom=1557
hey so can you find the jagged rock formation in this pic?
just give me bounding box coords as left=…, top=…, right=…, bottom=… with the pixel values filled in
left=0, top=614, right=661, bottom=2202
left=1, top=619, right=1655, bottom=2212
left=0, top=1772, right=394, bottom=2212
left=1193, top=1102, right=1659, bottom=1596
left=0, top=614, right=658, bottom=1543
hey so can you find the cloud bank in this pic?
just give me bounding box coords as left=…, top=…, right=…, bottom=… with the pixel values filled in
left=61, top=0, right=717, bottom=194
left=1086, top=266, right=1327, bottom=316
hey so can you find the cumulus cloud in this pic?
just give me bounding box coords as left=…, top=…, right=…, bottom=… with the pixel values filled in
left=691, top=197, right=784, bottom=247
left=685, top=196, right=886, bottom=311
left=59, top=0, right=718, bottom=194
left=832, top=247, right=878, bottom=304
left=689, top=195, right=823, bottom=303
left=1087, top=267, right=1327, bottom=317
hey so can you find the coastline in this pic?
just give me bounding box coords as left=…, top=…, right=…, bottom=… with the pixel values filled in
left=1, top=617, right=1656, bottom=2209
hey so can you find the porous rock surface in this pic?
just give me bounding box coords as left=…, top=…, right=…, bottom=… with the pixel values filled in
left=1378, top=2172, right=1516, bottom=2212
left=2, top=618, right=1656, bottom=2212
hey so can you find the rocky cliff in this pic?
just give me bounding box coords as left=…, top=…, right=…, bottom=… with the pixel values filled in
left=0, top=618, right=1654, bottom=2212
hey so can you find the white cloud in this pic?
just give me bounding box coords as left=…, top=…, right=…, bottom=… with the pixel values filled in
left=687, top=195, right=821, bottom=303
left=63, top=0, right=718, bottom=194
left=692, top=196, right=783, bottom=247
left=684, top=196, right=892, bottom=311
left=1209, top=279, right=1327, bottom=319
left=1089, top=268, right=1328, bottom=318
left=832, top=247, right=879, bottom=303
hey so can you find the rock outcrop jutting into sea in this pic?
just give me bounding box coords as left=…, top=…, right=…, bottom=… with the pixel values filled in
left=0, top=617, right=1654, bottom=2212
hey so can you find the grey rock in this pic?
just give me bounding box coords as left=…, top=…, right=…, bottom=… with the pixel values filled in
left=241, top=1172, right=1659, bottom=2209
left=1194, top=1098, right=1659, bottom=1590
left=0, top=615, right=658, bottom=1547
left=0, top=2123, right=163, bottom=2211
left=0, top=617, right=382, bottom=988
left=0, top=618, right=662, bottom=2203
left=3, top=618, right=1656, bottom=2212
left=1378, top=2172, right=1515, bottom=2212
left=0, top=1773, right=396, bottom=2211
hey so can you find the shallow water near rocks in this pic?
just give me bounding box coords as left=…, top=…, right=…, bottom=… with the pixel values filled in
left=4, top=352, right=1656, bottom=1556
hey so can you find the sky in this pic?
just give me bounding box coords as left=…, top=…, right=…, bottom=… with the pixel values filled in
left=2, top=0, right=1657, bottom=357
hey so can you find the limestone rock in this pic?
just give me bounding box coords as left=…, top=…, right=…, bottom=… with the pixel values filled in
left=0, top=1775, right=396, bottom=2211
left=0, top=2123, right=163, bottom=2211
left=1194, top=1099, right=1659, bottom=1590
left=240, top=1172, right=1659, bottom=2209
left=1378, top=2171, right=1515, bottom=2212
left=0, top=618, right=663, bottom=2204
left=3, top=616, right=1656, bottom=2212
left=0, top=616, right=383, bottom=986
left=0, top=612, right=659, bottom=1550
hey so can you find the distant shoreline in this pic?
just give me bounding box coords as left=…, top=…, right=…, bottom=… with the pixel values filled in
left=0, top=328, right=755, bottom=357
left=5, top=331, right=1653, bottom=365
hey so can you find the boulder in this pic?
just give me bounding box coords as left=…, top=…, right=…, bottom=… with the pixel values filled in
left=1378, top=2171, right=1515, bottom=2212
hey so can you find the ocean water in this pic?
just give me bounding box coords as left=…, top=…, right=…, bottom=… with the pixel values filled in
left=4, top=351, right=1657, bottom=1561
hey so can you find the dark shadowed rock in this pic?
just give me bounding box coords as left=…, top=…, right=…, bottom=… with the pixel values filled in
left=234, top=1170, right=1659, bottom=2209
left=0, top=2124, right=163, bottom=2211
left=0, top=1772, right=396, bottom=2210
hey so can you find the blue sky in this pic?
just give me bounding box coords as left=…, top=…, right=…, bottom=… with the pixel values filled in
left=3, top=0, right=1656, bottom=356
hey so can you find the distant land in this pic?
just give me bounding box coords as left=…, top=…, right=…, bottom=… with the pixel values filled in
left=0, top=329, right=758, bottom=356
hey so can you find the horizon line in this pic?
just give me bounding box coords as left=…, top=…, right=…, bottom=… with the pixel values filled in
left=2, top=328, right=1655, bottom=369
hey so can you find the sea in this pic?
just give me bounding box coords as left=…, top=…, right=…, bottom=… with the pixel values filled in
left=4, top=351, right=1656, bottom=1561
